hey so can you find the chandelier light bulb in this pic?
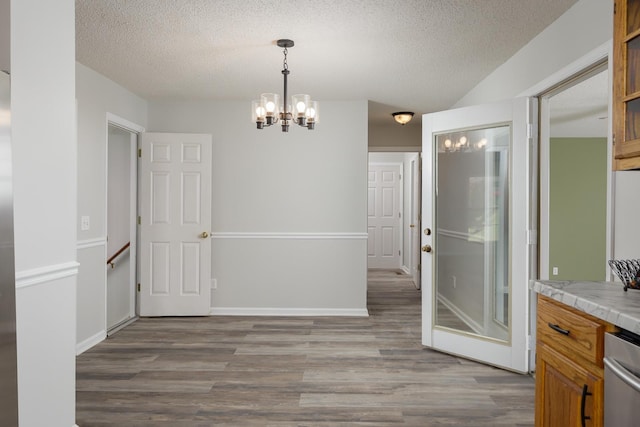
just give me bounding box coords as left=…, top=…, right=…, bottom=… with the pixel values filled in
left=265, top=101, right=276, bottom=113
left=444, top=139, right=452, bottom=148
left=307, top=107, right=316, bottom=119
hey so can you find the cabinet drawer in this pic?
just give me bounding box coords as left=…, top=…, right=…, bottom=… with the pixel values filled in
left=537, top=295, right=606, bottom=367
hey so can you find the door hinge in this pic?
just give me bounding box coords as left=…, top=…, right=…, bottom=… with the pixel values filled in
left=398, top=212, right=401, bottom=219
left=418, top=264, right=421, bottom=271
left=399, top=250, right=401, bottom=256
left=138, top=148, right=142, bottom=158
left=527, top=123, right=533, bottom=139
left=399, top=174, right=402, bottom=180
left=137, top=216, right=141, bottom=225
left=137, top=283, right=141, bottom=292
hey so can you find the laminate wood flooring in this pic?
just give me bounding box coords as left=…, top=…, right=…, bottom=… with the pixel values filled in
left=76, top=269, right=534, bottom=426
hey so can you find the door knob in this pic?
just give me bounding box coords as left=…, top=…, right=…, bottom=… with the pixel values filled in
left=422, top=245, right=432, bottom=253
left=199, top=231, right=209, bottom=239
left=424, top=228, right=432, bottom=235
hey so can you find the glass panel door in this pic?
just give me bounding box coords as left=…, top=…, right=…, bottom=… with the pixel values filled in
left=421, top=98, right=535, bottom=373
left=434, top=126, right=509, bottom=341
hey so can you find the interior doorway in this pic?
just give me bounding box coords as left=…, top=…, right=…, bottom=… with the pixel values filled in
left=367, top=152, right=421, bottom=288
left=106, top=120, right=141, bottom=334
left=539, top=61, right=611, bottom=282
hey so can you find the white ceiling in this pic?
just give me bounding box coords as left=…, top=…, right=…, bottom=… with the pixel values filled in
left=76, top=0, right=578, bottom=126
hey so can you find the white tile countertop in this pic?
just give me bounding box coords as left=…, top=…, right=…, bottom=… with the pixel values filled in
left=531, top=280, right=640, bottom=334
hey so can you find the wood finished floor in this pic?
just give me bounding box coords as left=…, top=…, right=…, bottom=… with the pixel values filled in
left=76, top=270, right=534, bottom=426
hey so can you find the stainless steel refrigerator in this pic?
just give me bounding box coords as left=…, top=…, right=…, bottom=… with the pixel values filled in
left=0, top=68, right=19, bottom=425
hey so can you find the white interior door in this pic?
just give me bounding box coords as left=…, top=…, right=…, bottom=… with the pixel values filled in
left=368, top=163, right=402, bottom=269
left=421, top=98, right=536, bottom=373
left=139, top=132, right=212, bottom=316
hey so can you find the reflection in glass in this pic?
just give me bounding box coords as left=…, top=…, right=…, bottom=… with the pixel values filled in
left=434, top=126, right=510, bottom=342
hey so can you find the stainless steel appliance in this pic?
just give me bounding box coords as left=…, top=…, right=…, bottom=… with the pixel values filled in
left=0, top=69, right=19, bottom=424
left=604, top=330, right=640, bottom=427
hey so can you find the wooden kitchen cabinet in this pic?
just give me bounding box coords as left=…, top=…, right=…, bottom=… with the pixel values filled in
left=534, top=295, right=617, bottom=427
left=613, top=0, right=640, bottom=170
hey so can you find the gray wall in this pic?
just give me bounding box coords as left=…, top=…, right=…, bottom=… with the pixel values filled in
left=76, top=63, right=148, bottom=350
left=148, top=100, right=369, bottom=313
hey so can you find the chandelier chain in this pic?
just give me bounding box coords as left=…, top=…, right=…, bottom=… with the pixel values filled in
left=282, top=47, right=288, bottom=71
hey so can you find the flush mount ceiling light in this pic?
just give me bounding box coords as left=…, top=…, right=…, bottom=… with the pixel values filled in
left=252, top=39, right=319, bottom=132
left=392, top=111, right=414, bottom=125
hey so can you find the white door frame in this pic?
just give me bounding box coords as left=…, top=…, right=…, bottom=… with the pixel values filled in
left=105, top=113, right=145, bottom=332
left=518, top=41, right=613, bottom=371
left=410, top=153, right=421, bottom=289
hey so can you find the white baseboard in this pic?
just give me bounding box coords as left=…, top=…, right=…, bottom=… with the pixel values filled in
left=401, top=265, right=410, bottom=275
left=76, top=330, right=106, bottom=355
left=437, top=294, right=483, bottom=335
left=210, top=307, right=369, bottom=317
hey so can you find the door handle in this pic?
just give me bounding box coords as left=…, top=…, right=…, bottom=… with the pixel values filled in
left=422, top=245, right=432, bottom=253
left=409, top=224, right=415, bottom=228
left=199, top=231, right=210, bottom=239
left=580, top=384, right=592, bottom=427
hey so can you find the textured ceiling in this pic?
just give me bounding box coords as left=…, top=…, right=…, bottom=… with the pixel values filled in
left=76, top=0, right=578, bottom=125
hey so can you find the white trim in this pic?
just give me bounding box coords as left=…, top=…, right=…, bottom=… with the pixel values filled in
left=211, top=232, right=368, bottom=240
left=106, top=112, right=145, bottom=133
left=401, top=265, right=410, bottom=275
left=76, top=237, right=107, bottom=250
left=76, top=330, right=106, bottom=355
left=369, top=146, right=420, bottom=152
left=518, top=41, right=611, bottom=97
left=210, top=307, right=369, bottom=317
left=437, top=294, right=483, bottom=335
left=16, top=261, right=80, bottom=289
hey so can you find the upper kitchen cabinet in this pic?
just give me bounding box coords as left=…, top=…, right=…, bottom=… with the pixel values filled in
left=613, top=0, right=640, bottom=170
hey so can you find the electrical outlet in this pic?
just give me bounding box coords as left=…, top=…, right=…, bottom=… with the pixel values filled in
left=81, top=215, right=90, bottom=231
left=552, top=267, right=559, bottom=276
left=451, top=275, right=457, bottom=288
left=211, top=278, right=217, bottom=290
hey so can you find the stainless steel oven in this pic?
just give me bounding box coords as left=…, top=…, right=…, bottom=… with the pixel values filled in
left=604, top=330, right=640, bottom=426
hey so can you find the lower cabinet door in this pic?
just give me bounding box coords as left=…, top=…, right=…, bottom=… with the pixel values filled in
left=535, top=342, right=603, bottom=427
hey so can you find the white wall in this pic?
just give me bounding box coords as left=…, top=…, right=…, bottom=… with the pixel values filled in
left=613, top=172, right=640, bottom=263
left=75, top=63, right=147, bottom=351
left=148, top=100, right=369, bottom=314
left=11, top=0, right=77, bottom=425
left=454, top=0, right=612, bottom=108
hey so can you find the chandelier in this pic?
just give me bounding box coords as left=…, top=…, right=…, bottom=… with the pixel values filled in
left=252, top=39, right=319, bottom=132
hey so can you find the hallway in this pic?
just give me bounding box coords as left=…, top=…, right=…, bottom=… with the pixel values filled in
left=76, top=270, right=534, bottom=426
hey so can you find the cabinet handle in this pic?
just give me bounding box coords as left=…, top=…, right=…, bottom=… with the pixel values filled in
left=580, top=384, right=592, bottom=427
left=547, top=322, right=570, bottom=336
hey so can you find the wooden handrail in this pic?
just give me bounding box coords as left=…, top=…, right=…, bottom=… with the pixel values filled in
left=107, top=242, right=130, bottom=268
